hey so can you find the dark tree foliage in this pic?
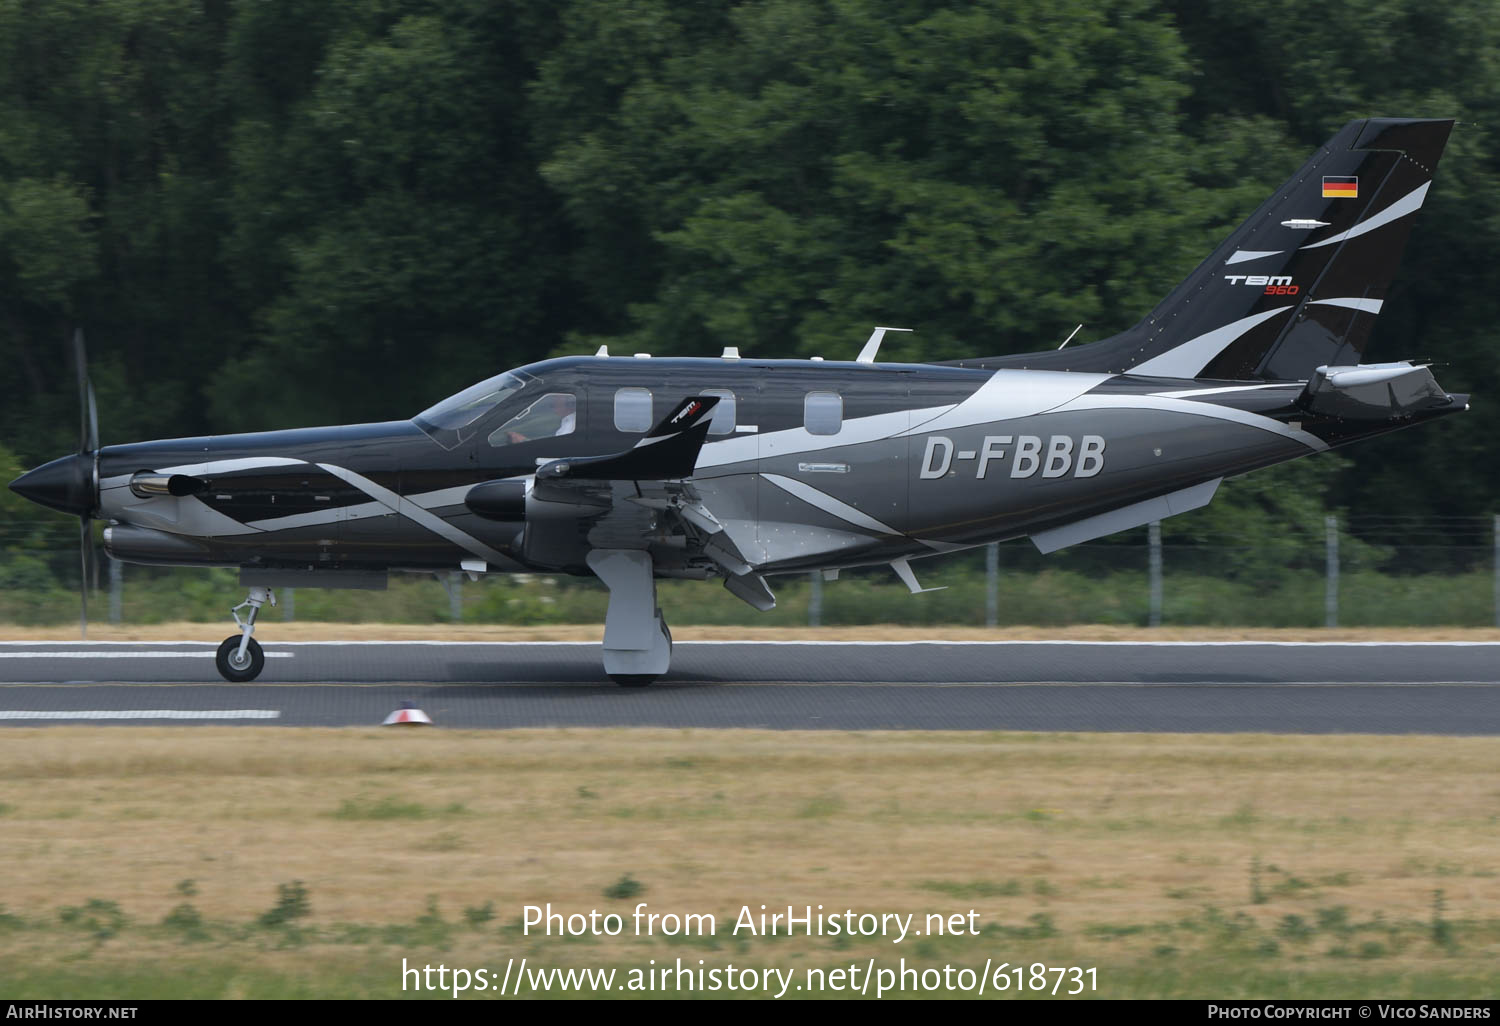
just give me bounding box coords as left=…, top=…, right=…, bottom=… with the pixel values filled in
left=2, top=0, right=1498, bottom=543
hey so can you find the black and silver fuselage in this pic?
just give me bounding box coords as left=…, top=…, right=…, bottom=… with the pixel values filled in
left=37, top=355, right=1457, bottom=581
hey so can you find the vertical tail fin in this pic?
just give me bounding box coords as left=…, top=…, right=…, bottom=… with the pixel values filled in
left=964, top=118, right=1454, bottom=381
left=1130, top=117, right=1453, bottom=380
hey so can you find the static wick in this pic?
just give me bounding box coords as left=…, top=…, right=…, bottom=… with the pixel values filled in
left=1057, top=324, right=1083, bottom=350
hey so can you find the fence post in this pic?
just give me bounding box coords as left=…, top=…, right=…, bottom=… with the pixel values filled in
left=1493, top=515, right=1499, bottom=629
left=79, top=534, right=88, bottom=640
left=1148, top=521, right=1163, bottom=628
left=446, top=572, right=463, bottom=622
left=985, top=542, right=999, bottom=628
left=808, top=570, right=822, bottom=628
left=1325, top=515, right=1339, bottom=629
left=283, top=587, right=295, bottom=622
left=108, top=556, right=122, bottom=625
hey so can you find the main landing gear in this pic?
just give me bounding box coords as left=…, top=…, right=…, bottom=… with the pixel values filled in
left=210, top=559, right=676, bottom=687
left=216, top=586, right=274, bottom=682
left=586, top=549, right=672, bottom=687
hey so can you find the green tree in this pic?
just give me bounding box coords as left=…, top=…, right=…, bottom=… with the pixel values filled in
left=1168, top=0, right=1500, bottom=525
left=215, top=1, right=571, bottom=430
left=0, top=0, right=237, bottom=462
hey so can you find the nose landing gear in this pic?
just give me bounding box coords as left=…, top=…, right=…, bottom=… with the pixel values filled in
left=216, top=586, right=274, bottom=682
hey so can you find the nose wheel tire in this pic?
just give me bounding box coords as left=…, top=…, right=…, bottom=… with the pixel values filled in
left=216, top=636, right=265, bottom=682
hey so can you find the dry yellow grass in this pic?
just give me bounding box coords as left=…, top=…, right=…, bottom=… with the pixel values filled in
left=2, top=728, right=1498, bottom=973
left=4, top=622, right=1500, bottom=642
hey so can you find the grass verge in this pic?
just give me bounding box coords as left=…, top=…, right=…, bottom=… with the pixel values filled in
left=0, top=728, right=1497, bottom=998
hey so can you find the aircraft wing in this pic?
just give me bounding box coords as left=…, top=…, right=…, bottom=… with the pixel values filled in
left=464, top=396, right=763, bottom=594
left=464, top=396, right=720, bottom=517
left=536, top=396, right=720, bottom=484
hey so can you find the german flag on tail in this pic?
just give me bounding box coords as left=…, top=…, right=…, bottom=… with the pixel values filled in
left=1323, top=176, right=1358, bottom=198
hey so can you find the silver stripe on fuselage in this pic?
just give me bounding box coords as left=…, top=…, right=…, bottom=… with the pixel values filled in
left=696, top=407, right=949, bottom=470
left=698, top=370, right=1110, bottom=473
left=895, top=370, right=1113, bottom=437
left=1151, top=383, right=1295, bottom=399
left=111, top=453, right=512, bottom=564
left=1054, top=393, right=1328, bottom=451
left=761, top=473, right=901, bottom=537
left=313, top=463, right=511, bottom=567
left=156, top=455, right=303, bottom=478
left=242, top=484, right=475, bottom=532
left=100, top=454, right=304, bottom=490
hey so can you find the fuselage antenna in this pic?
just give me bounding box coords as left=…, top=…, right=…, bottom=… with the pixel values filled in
left=1057, top=324, right=1083, bottom=350
left=857, top=326, right=913, bottom=364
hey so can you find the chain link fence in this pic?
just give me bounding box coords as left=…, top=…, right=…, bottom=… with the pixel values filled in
left=4, top=516, right=1500, bottom=629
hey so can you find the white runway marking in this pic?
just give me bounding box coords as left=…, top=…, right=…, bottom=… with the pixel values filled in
left=3, top=640, right=1498, bottom=649
left=0, top=651, right=295, bottom=659
left=0, top=709, right=281, bottom=720
left=5, top=640, right=1488, bottom=649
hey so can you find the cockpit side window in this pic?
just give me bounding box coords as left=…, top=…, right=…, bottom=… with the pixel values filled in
left=414, top=370, right=533, bottom=448
left=488, top=393, right=576, bottom=446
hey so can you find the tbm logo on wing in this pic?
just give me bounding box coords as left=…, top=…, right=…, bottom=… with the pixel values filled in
left=920, top=435, right=1105, bottom=480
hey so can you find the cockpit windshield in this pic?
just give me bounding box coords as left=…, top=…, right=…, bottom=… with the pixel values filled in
left=413, top=370, right=532, bottom=448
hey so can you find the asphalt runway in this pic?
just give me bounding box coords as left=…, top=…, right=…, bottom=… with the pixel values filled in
left=0, top=639, right=1497, bottom=733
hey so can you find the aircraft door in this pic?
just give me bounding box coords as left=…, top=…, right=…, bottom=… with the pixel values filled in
left=756, top=368, right=910, bottom=568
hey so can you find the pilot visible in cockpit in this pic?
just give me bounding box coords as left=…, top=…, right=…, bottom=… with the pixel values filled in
left=493, top=393, right=577, bottom=445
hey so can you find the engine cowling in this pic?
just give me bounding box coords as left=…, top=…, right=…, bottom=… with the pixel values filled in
left=103, top=524, right=219, bottom=566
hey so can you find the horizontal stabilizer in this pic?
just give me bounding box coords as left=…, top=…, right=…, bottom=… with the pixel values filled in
left=1030, top=478, right=1222, bottom=554
left=536, top=397, right=720, bottom=483
left=1298, top=362, right=1449, bottom=419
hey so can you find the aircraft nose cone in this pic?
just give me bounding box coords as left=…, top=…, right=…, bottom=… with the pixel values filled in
left=9, top=453, right=95, bottom=516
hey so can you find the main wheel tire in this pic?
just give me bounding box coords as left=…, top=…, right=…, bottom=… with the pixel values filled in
left=215, top=636, right=265, bottom=682
left=610, top=674, right=656, bottom=687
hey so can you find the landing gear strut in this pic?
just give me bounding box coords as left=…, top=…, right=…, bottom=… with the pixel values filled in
left=216, top=586, right=274, bottom=682
left=586, top=549, right=672, bottom=686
